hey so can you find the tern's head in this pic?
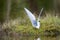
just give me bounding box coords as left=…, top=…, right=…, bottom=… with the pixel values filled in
left=36, top=20, right=40, bottom=29
left=35, top=18, right=40, bottom=29
left=32, top=20, right=40, bottom=29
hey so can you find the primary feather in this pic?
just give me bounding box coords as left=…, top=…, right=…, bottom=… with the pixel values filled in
left=38, top=8, right=44, bottom=21
left=24, top=8, right=37, bottom=27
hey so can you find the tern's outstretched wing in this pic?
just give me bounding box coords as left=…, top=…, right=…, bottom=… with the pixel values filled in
left=38, top=8, right=43, bottom=21
left=24, top=8, right=37, bottom=27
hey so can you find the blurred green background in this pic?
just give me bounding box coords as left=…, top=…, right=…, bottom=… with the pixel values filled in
left=0, top=0, right=60, bottom=40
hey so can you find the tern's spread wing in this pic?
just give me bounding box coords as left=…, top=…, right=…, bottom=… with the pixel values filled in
left=24, top=8, right=37, bottom=26
left=38, top=8, right=43, bottom=21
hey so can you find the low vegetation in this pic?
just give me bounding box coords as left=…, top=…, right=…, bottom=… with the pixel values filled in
left=1, top=13, right=60, bottom=36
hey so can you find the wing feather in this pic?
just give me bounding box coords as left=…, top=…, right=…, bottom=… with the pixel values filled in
left=24, top=8, right=37, bottom=26
left=38, top=8, right=43, bottom=21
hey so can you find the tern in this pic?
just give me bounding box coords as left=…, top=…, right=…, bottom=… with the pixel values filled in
left=24, top=8, right=43, bottom=29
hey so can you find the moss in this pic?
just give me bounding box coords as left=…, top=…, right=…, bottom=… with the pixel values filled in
left=2, top=15, right=60, bottom=36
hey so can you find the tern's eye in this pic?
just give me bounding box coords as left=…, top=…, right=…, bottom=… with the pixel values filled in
left=39, top=21, right=40, bottom=22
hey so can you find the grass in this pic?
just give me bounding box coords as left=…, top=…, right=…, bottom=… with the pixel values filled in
left=17, top=15, right=60, bottom=36
left=1, top=13, right=60, bottom=36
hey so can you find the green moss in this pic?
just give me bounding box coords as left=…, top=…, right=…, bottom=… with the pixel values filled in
left=12, top=15, right=60, bottom=36
left=2, top=14, right=60, bottom=36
